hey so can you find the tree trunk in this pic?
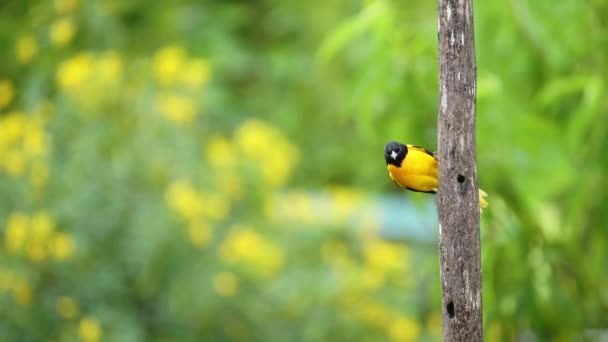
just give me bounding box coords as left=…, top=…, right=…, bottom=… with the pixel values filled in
left=437, top=0, right=483, bottom=341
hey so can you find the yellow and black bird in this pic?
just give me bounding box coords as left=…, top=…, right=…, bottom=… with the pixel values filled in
left=384, top=141, right=488, bottom=209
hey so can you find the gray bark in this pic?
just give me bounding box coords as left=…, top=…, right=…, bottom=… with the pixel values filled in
left=437, top=0, right=483, bottom=341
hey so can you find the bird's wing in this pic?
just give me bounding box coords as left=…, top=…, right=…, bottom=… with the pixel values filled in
left=407, top=145, right=437, bottom=160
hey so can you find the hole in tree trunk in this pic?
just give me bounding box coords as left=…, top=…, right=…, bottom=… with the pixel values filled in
left=457, top=174, right=465, bottom=183
left=446, top=301, right=455, bottom=318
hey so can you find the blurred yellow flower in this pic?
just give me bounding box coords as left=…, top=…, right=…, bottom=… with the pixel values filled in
left=50, top=17, right=77, bottom=46
left=52, top=232, right=76, bottom=260
left=261, top=150, right=296, bottom=187
left=28, top=211, right=54, bottom=262
left=30, top=161, right=50, bottom=188
left=359, top=300, right=391, bottom=329
left=364, top=239, right=409, bottom=274
left=97, top=51, right=123, bottom=85
left=57, top=53, right=93, bottom=91
left=23, top=124, right=48, bottom=158
left=234, top=119, right=277, bottom=160
left=26, top=241, right=47, bottom=262
left=156, top=93, right=197, bottom=124
left=15, top=35, right=38, bottom=64
left=165, top=179, right=204, bottom=220
left=213, top=271, right=238, bottom=297
left=361, top=268, right=386, bottom=290
left=321, top=239, right=348, bottom=263
left=187, top=221, right=212, bottom=248
left=234, top=119, right=299, bottom=188
left=330, top=186, right=365, bottom=223
left=5, top=150, right=26, bottom=177
left=389, top=316, right=421, bottom=342
left=218, top=172, right=244, bottom=200
left=276, top=190, right=315, bottom=224
left=79, top=316, right=102, bottom=342
left=205, top=136, right=234, bottom=169
left=426, top=311, right=442, bottom=337
left=55, top=0, right=78, bottom=13
left=56, top=296, right=79, bottom=319
left=0, top=269, right=15, bottom=292
left=33, top=100, right=55, bottom=119
left=0, top=111, right=26, bottom=145
left=219, top=226, right=284, bottom=278
left=4, top=212, right=29, bottom=253
left=12, top=278, right=32, bottom=306
left=357, top=213, right=381, bottom=236
left=153, top=45, right=186, bottom=87
left=181, top=58, right=212, bottom=88
left=201, top=192, right=230, bottom=221
left=31, top=211, right=55, bottom=239
left=0, top=80, right=15, bottom=111
left=487, top=321, right=505, bottom=341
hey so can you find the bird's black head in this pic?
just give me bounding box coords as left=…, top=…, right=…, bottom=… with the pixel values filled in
left=384, top=141, right=407, bottom=166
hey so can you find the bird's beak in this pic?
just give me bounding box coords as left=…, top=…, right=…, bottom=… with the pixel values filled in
left=390, top=150, right=398, bottom=160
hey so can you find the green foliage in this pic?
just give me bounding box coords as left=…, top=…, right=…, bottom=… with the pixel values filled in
left=0, top=0, right=607, bottom=341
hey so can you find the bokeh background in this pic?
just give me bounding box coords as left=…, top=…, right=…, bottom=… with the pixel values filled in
left=1, top=0, right=607, bottom=341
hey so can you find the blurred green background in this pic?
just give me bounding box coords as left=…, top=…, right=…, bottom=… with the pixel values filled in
left=1, top=0, right=607, bottom=341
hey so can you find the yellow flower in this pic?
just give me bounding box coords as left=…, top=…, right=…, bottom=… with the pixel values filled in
left=79, top=316, right=102, bottom=342
left=0, top=269, right=15, bottom=292
left=0, top=111, right=25, bottom=144
left=181, top=58, right=211, bottom=88
left=487, top=321, right=505, bottom=341
left=97, top=51, right=123, bottom=85
left=205, top=136, right=234, bottom=169
left=233, top=119, right=299, bottom=188
left=31, top=211, right=55, bottom=239
left=50, top=17, right=77, bottom=46
left=234, top=119, right=276, bottom=160
left=330, top=186, right=365, bottom=223
left=12, top=278, right=33, bottom=306
left=156, top=93, right=197, bottom=124
left=218, top=172, right=244, bottom=200
left=0, top=80, right=15, bottom=111
left=426, top=311, right=442, bottom=337
left=26, top=241, right=47, bottom=262
left=187, top=221, right=212, bottom=248
left=51, top=232, right=76, bottom=260
left=359, top=300, right=391, bottom=329
left=33, top=100, right=55, bottom=119
left=15, top=35, right=38, bottom=64
left=321, top=239, right=349, bottom=265
left=285, top=190, right=316, bottom=224
left=56, top=53, right=93, bottom=91
left=213, top=271, right=238, bottom=297
left=201, top=192, right=230, bottom=221
left=23, top=124, right=48, bottom=158
left=30, top=161, right=50, bottom=188
left=153, top=45, right=187, bottom=87
left=260, top=149, right=295, bottom=187
left=4, top=212, right=29, bottom=253
left=27, top=210, right=55, bottom=262
left=219, top=226, right=284, bottom=278
left=361, top=268, right=386, bottom=290
left=389, top=316, right=421, bottom=342
left=55, top=0, right=78, bottom=14
left=165, top=179, right=204, bottom=220
left=4, top=150, right=25, bottom=177
left=268, top=190, right=318, bottom=224
left=56, top=296, right=79, bottom=319
left=364, top=239, right=409, bottom=274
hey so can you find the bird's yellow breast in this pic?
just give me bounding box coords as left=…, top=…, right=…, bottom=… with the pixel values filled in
left=387, top=148, right=438, bottom=192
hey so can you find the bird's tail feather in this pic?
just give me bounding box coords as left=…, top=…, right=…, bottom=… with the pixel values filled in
left=479, top=189, right=489, bottom=213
